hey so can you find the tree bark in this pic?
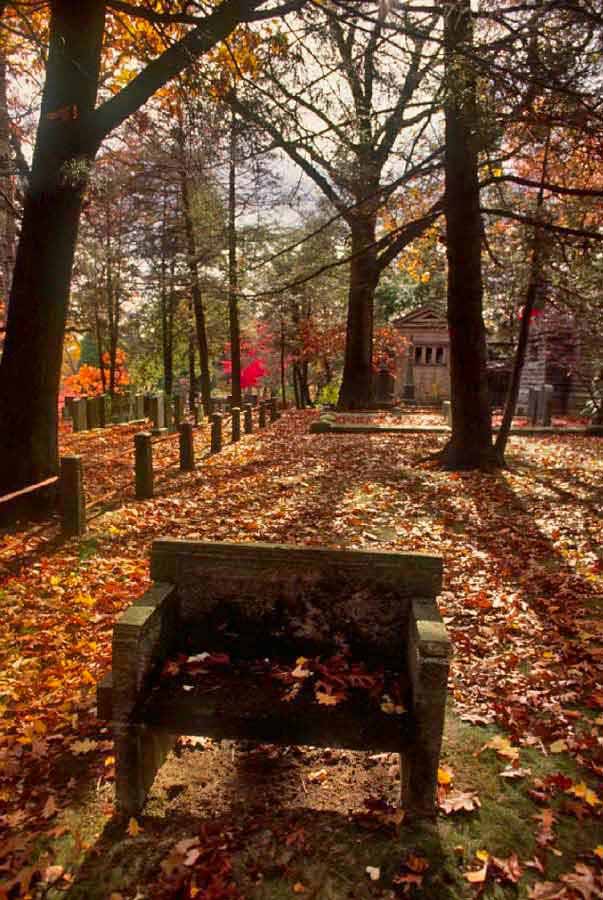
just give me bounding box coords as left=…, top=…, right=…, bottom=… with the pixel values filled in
left=228, top=111, right=242, bottom=408
left=337, top=217, right=378, bottom=410
left=0, top=48, right=15, bottom=312
left=0, top=0, right=105, bottom=492
left=439, top=0, right=498, bottom=470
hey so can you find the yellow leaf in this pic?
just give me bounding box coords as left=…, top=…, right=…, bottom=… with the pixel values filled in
left=127, top=817, right=141, bottom=837
left=82, top=670, right=96, bottom=686
left=476, top=850, right=490, bottom=862
left=550, top=740, right=567, bottom=753
left=481, top=735, right=519, bottom=761
left=493, top=167, right=503, bottom=177
left=438, top=766, right=454, bottom=786
left=315, top=691, right=340, bottom=706
left=420, top=271, right=431, bottom=284
left=34, top=720, right=47, bottom=735
left=595, top=846, right=603, bottom=859
left=569, top=782, right=601, bottom=807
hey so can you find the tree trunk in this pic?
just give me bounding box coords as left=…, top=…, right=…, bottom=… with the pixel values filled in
left=94, top=302, right=107, bottom=394
left=0, top=0, right=105, bottom=492
left=188, top=299, right=196, bottom=410
left=0, top=49, right=15, bottom=312
left=280, top=316, right=287, bottom=407
left=337, top=217, right=378, bottom=410
left=228, top=111, right=242, bottom=408
left=440, top=0, right=498, bottom=470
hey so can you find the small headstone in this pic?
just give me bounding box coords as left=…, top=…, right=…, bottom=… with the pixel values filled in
left=179, top=423, right=195, bottom=471
left=442, top=400, right=452, bottom=425
left=134, top=432, right=153, bottom=499
left=173, top=395, right=184, bottom=428
left=60, top=455, right=86, bottom=536
left=243, top=404, right=253, bottom=434
left=62, top=396, right=75, bottom=420
left=192, top=403, right=202, bottom=426
left=71, top=398, right=88, bottom=433
left=143, top=394, right=152, bottom=418
left=134, top=394, right=145, bottom=420
left=86, top=396, right=101, bottom=430
left=211, top=413, right=223, bottom=454
left=527, top=388, right=538, bottom=425
left=99, top=394, right=110, bottom=428
left=231, top=407, right=241, bottom=443
left=269, top=398, right=278, bottom=423
left=259, top=402, right=267, bottom=429
left=539, top=384, right=553, bottom=427
left=150, top=394, right=165, bottom=434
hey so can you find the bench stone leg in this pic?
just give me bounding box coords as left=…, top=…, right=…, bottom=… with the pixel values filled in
left=399, top=735, right=440, bottom=818
left=114, top=722, right=177, bottom=815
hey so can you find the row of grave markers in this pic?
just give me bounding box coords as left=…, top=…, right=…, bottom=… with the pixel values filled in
left=135, top=400, right=280, bottom=499
left=441, top=385, right=554, bottom=427
left=64, top=392, right=264, bottom=434
left=56, top=398, right=282, bottom=535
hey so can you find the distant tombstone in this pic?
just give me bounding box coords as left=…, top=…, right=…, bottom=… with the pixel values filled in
left=150, top=394, right=165, bottom=434
left=134, top=394, right=145, bottom=420
left=527, top=388, right=538, bottom=424
left=231, top=407, right=241, bottom=442
left=99, top=394, right=110, bottom=428
left=173, top=395, right=185, bottom=428
left=442, top=400, right=452, bottom=425
left=374, top=368, right=395, bottom=405
left=244, top=393, right=258, bottom=407
left=71, top=398, right=88, bottom=433
left=259, top=402, right=267, bottom=429
left=243, top=404, right=253, bottom=434
left=63, top=396, right=75, bottom=420
left=211, top=413, right=223, bottom=453
left=192, top=403, right=202, bottom=426
left=143, top=393, right=152, bottom=418
left=165, top=398, right=175, bottom=433
left=539, top=384, right=553, bottom=427
left=86, top=396, right=101, bottom=430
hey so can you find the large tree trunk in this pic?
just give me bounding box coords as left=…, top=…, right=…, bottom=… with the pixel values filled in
left=440, top=0, right=498, bottom=470
left=0, top=49, right=15, bottom=312
left=337, top=217, right=378, bottom=410
left=228, top=112, right=242, bottom=408
left=0, top=0, right=105, bottom=492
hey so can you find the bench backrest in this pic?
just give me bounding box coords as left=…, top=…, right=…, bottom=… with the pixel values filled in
left=150, top=539, right=442, bottom=663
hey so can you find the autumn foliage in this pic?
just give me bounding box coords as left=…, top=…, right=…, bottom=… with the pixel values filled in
left=62, top=349, right=129, bottom=396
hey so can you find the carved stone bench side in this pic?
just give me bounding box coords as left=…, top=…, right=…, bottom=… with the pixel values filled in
left=401, top=597, right=452, bottom=817
left=111, top=582, right=178, bottom=814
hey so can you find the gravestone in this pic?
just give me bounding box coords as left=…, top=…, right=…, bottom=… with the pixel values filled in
left=173, top=395, right=185, bottom=428
left=179, top=423, right=195, bottom=471
left=231, top=407, right=241, bottom=443
left=165, top=398, right=175, bottom=433
left=527, top=388, right=538, bottom=424
left=538, top=384, right=553, bottom=427
left=99, top=394, right=110, bottom=428
left=150, top=394, right=165, bottom=434
left=243, top=403, right=253, bottom=434
left=259, top=402, right=267, bottom=429
left=374, top=368, right=396, bottom=406
left=211, top=413, right=223, bottom=454
left=60, top=455, right=86, bottom=536
left=442, top=400, right=452, bottom=425
left=134, top=394, right=145, bottom=420
left=86, top=396, right=101, bottom=430
left=135, top=432, right=153, bottom=499
left=63, top=396, right=75, bottom=420
left=71, top=398, right=88, bottom=433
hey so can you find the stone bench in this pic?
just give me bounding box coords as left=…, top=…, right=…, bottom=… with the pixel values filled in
left=97, top=540, right=451, bottom=819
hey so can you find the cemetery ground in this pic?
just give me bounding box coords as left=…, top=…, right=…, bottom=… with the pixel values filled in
left=1, top=410, right=603, bottom=900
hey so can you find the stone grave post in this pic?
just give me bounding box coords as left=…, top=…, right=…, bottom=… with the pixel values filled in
left=269, top=398, right=278, bottom=423
left=539, top=384, right=553, bottom=427
left=211, top=413, right=223, bottom=454
left=231, top=407, right=241, bottom=442
left=527, top=388, right=538, bottom=425
left=192, top=403, right=202, bottom=426
left=442, top=400, right=452, bottom=425
left=150, top=395, right=165, bottom=434
left=98, top=394, right=110, bottom=428
left=135, top=432, right=154, bottom=499
left=173, top=395, right=184, bottom=428
left=71, top=398, right=88, bottom=433
left=60, top=455, right=86, bottom=536
left=259, top=402, right=267, bottom=429
left=86, top=396, right=101, bottom=430
left=143, top=394, right=152, bottom=418
left=165, top=398, right=175, bottom=433
left=62, top=396, right=75, bottom=420
left=243, top=403, right=253, bottom=434
left=134, top=394, right=145, bottom=420
left=179, top=423, right=195, bottom=471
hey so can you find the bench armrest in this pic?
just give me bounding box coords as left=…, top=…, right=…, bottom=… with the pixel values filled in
left=406, top=597, right=451, bottom=713
left=110, top=582, right=177, bottom=721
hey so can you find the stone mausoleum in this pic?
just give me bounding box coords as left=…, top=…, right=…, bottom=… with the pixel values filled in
left=392, top=305, right=451, bottom=403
